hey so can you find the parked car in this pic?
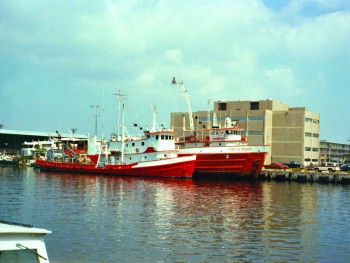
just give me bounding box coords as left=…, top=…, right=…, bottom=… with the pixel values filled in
left=314, top=162, right=340, bottom=172
left=305, top=163, right=315, bottom=170
left=340, top=163, right=350, bottom=172
left=283, top=161, right=304, bottom=169
left=263, top=163, right=289, bottom=169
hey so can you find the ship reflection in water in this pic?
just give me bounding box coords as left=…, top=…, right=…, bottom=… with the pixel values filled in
left=1, top=167, right=350, bottom=262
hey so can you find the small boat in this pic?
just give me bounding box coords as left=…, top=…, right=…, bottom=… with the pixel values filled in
left=0, top=220, right=51, bottom=263
left=171, top=77, right=269, bottom=179
left=36, top=104, right=196, bottom=178
left=0, top=153, right=19, bottom=166
left=21, top=136, right=87, bottom=158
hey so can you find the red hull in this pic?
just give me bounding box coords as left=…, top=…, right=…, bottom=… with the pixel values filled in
left=178, top=151, right=267, bottom=179
left=87, top=154, right=99, bottom=164
left=35, top=158, right=196, bottom=179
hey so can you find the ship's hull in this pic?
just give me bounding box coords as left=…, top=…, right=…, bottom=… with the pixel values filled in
left=35, top=155, right=196, bottom=178
left=178, top=145, right=268, bottom=179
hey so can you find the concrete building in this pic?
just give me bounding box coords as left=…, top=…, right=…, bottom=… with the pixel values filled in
left=319, top=140, right=350, bottom=163
left=170, top=99, right=320, bottom=166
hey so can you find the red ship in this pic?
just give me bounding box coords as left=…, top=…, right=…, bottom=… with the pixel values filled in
left=36, top=104, right=196, bottom=179
left=36, top=154, right=196, bottom=178
left=176, top=126, right=268, bottom=178
left=171, top=77, right=269, bottom=179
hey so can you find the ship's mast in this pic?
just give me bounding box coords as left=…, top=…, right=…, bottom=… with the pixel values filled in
left=207, top=99, right=211, bottom=129
left=171, top=77, right=194, bottom=133
left=114, top=90, right=127, bottom=139
left=150, top=105, right=158, bottom=132
left=121, top=103, right=125, bottom=163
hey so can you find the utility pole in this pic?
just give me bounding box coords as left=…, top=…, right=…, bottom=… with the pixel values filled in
left=328, top=143, right=331, bottom=162
left=70, top=128, right=77, bottom=134
left=90, top=105, right=100, bottom=136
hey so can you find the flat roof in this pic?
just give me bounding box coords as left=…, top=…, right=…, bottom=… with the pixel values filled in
left=0, top=129, right=88, bottom=139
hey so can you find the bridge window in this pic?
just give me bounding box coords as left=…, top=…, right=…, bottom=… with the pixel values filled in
left=250, top=102, right=259, bottom=110
left=218, top=102, right=227, bottom=110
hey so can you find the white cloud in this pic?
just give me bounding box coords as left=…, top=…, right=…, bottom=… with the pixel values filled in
left=165, top=48, right=182, bottom=63
left=285, top=12, right=350, bottom=59
left=1, top=0, right=350, bottom=142
left=264, top=66, right=303, bottom=95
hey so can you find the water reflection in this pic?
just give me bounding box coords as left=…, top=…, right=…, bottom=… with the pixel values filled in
left=1, top=167, right=350, bottom=262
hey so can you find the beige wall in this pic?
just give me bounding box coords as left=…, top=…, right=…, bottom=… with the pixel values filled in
left=171, top=99, right=320, bottom=165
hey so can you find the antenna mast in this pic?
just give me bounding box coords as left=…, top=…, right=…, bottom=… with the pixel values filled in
left=207, top=99, right=211, bottom=129
left=114, top=90, right=127, bottom=139
left=151, top=105, right=158, bottom=132
left=121, top=103, right=125, bottom=164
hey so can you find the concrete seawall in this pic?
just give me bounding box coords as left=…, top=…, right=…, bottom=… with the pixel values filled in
left=259, top=170, right=350, bottom=184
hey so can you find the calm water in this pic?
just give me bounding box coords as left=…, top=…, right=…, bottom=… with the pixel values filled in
left=1, top=167, right=350, bottom=263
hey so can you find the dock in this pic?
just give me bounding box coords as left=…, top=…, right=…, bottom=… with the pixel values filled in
left=259, top=169, right=350, bottom=184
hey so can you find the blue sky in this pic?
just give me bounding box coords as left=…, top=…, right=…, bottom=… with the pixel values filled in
left=1, top=0, right=349, bottom=143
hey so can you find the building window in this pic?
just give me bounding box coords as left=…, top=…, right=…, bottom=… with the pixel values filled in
left=305, top=147, right=311, bottom=151
left=248, top=116, right=265, bottom=120
left=312, top=148, right=319, bottom=152
left=218, top=102, right=227, bottom=111
left=250, top=102, right=259, bottom=110
left=313, top=119, right=319, bottom=124
left=305, top=132, right=312, bottom=137
left=249, top=131, right=264, bottom=136
left=305, top=117, right=312, bottom=123
left=313, top=133, right=319, bottom=138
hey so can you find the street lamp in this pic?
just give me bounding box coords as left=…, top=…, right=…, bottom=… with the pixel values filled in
left=90, top=105, right=100, bottom=136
